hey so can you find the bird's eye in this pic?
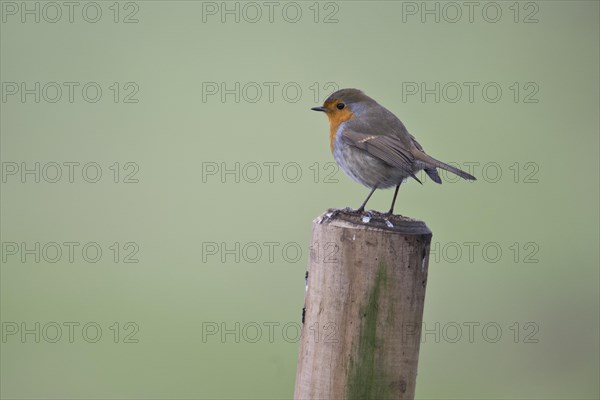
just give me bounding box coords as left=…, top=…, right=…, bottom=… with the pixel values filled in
left=336, top=103, right=345, bottom=110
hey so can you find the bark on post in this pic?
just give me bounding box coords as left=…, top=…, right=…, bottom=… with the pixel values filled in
left=294, top=210, right=432, bottom=400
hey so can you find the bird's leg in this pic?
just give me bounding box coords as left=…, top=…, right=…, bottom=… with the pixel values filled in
left=321, top=186, right=378, bottom=224
left=385, top=183, right=401, bottom=215
left=356, top=187, right=377, bottom=212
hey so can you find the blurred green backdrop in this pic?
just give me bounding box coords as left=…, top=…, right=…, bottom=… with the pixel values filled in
left=1, top=1, right=598, bottom=399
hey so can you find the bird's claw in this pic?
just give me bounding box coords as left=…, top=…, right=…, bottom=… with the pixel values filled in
left=361, top=210, right=373, bottom=223
left=319, top=207, right=399, bottom=228
left=319, top=207, right=353, bottom=223
left=320, top=207, right=398, bottom=226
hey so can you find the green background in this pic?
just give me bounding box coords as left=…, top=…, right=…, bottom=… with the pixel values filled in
left=1, top=1, right=598, bottom=399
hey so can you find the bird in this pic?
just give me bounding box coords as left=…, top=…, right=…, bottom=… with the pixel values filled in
left=311, top=88, right=476, bottom=215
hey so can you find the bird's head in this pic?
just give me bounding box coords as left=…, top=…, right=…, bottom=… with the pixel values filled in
left=311, top=88, right=373, bottom=124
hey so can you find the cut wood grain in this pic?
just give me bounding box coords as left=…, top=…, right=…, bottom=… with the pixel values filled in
left=294, top=210, right=432, bottom=400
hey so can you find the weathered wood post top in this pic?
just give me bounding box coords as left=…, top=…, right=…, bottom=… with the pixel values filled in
left=294, top=209, right=432, bottom=400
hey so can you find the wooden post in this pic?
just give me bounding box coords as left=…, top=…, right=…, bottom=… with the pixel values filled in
left=294, top=210, right=432, bottom=400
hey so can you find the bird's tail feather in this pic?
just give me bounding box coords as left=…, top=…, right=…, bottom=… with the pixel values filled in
left=425, top=168, right=442, bottom=184
left=416, top=153, right=476, bottom=181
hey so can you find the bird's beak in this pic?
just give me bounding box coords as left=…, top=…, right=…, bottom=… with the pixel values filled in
left=311, top=106, right=327, bottom=112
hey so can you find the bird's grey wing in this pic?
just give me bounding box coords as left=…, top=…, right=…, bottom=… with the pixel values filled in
left=410, top=134, right=425, bottom=152
left=341, top=128, right=421, bottom=183
left=410, top=134, right=442, bottom=184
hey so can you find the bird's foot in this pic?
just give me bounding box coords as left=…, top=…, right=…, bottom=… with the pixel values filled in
left=319, top=207, right=400, bottom=227
left=319, top=207, right=354, bottom=223
left=361, top=210, right=374, bottom=223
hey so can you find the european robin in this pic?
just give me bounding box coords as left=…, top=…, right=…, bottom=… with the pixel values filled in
left=312, top=88, right=476, bottom=215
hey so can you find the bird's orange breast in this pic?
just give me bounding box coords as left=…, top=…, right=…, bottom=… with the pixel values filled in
left=327, top=108, right=354, bottom=152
